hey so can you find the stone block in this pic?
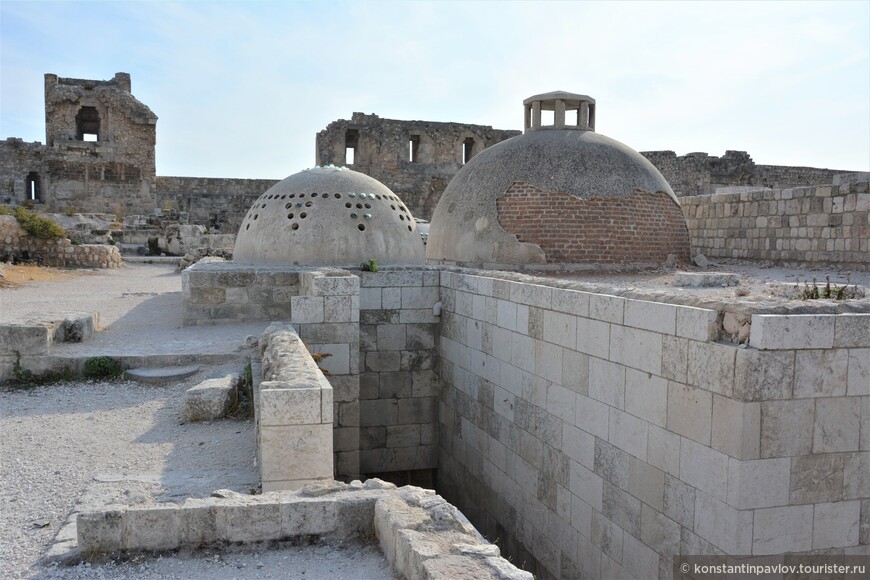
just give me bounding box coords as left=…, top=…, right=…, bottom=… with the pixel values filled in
left=510, top=333, right=536, bottom=372
left=641, top=503, right=680, bottom=557
left=863, top=397, right=870, bottom=452
left=361, top=270, right=423, bottom=288
left=813, top=500, right=860, bottom=550
left=543, top=310, right=577, bottom=349
left=259, top=386, right=324, bottom=426
left=576, top=394, right=610, bottom=440
left=290, top=296, right=324, bottom=323
left=563, top=422, right=595, bottom=468
left=562, top=349, right=589, bottom=395
left=848, top=349, right=870, bottom=396
left=552, top=288, right=590, bottom=317
left=603, top=481, right=641, bottom=537
left=667, top=383, right=712, bottom=445
left=546, top=383, right=575, bottom=424
left=589, top=294, right=625, bottom=324
left=510, top=282, right=553, bottom=309
left=122, top=504, right=181, bottom=551
left=814, top=397, right=860, bottom=452
left=589, top=358, right=625, bottom=409
left=323, top=296, right=353, bottom=323
left=310, top=275, right=359, bottom=297
left=753, top=505, right=813, bottom=555
left=407, top=324, right=437, bottom=350
left=382, top=288, right=402, bottom=309
left=398, top=397, right=436, bottom=425
left=794, top=349, right=848, bottom=398
left=861, top=500, right=870, bottom=545
left=835, top=314, right=870, bottom=348
left=680, top=438, right=729, bottom=501
left=609, top=325, right=663, bottom=375
left=280, top=498, right=338, bottom=536
left=628, top=456, right=664, bottom=510
left=664, top=475, right=695, bottom=529
left=259, top=424, right=333, bottom=483
left=224, top=500, right=281, bottom=543
left=727, top=457, right=790, bottom=509
left=0, top=324, right=51, bottom=355
left=570, top=460, right=604, bottom=511
left=360, top=399, right=399, bottom=426
left=609, top=408, right=648, bottom=461
left=661, top=336, right=688, bottom=383
left=594, top=438, right=630, bottom=490
left=711, top=395, right=760, bottom=459
left=694, top=491, right=752, bottom=554
left=576, top=317, right=610, bottom=359
left=750, top=314, right=835, bottom=350
left=733, top=348, right=793, bottom=401
left=624, top=299, right=676, bottom=334
left=534, top=340, right=563, bottom=384
left=77, top=509, right=123, bottom=553
left=676, top=306, right=719, bottom=342
left=688, top=341, right=735, bottom=398
left=844, top=452, right=870, bottom=499
left=179, top=501, right=225, bottom=546
left=647, top=424, right=680, bottom=476
left=366, top=351, right=401, bottom=372
left=377, top=324, right=407, bottom=351
left=183, top=373, right=237, bottom=422
left=359, top=287, right=381, bottom=310
left=401, top=286, right=439, bottom=309
left=760, top=399, right=814, bottom=457
left=790, top=453, right=844, bottom=504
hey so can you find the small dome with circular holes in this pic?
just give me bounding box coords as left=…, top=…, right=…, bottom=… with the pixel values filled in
left=233, top=167, right=425, bottom=265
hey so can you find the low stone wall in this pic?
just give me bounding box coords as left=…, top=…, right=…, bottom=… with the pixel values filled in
left=437, top=270, right=870, bottom=578
left=0, top=215, right=121, bottom=268
left=681, top=181, right=870, bottom=268
left=76, top=479, right=531, bottom=579
left=256, top=323, right=334, bottom=491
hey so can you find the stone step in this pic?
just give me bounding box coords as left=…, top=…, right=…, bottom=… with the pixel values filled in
left=183, top=372, right=239, bottom=422
left=124, top=364, right=200, bottom=385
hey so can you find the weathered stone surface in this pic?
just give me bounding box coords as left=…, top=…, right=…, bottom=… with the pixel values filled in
left=183, top=373, right=238, bottom=422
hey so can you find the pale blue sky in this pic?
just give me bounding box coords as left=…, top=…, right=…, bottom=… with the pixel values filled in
left=2, top=1, right=868, bottom=179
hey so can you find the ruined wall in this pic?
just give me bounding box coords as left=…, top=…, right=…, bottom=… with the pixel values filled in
left=437, top=270, right=870, bottom=579
left=316, top=113, right=520, bottom=220
left=641, top=150, right=850, bottom=196
left=0, top=215, right=121, bottom=268
left=157, top=176, right=278, bottom=232
left=0, top=139, right=48, bottom=204
left=682, top=181, right=870, bottom=268
left=496, top=182, right=690, bottom=265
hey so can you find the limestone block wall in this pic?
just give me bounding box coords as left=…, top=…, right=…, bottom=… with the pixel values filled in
left=183, top=263, right=361, bottom=480
left=255, top=324, right=334, bottom=491
left=436, top=270, right=869, bottom=579
left=681, top=181, right=870, bottom=268
left=358, top=269, right=441, bottom=476
left=156, top=176, right=278, bottom=232
left=0, top=215, right=121, bottom=268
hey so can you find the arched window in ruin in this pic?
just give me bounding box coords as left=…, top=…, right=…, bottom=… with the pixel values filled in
left=25, top=172, right=41, bottom=202
left=462, top=137, right=476, bottom=164
left=345, top=129, right=359, bottom=165
left=76, top=106, right=100, bottom=141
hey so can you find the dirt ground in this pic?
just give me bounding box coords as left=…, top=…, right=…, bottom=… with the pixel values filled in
left=0, top=264, right=88, bottom=288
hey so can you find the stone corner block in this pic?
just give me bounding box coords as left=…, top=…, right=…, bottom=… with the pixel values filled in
left=749, top=314, right=835, bottom=350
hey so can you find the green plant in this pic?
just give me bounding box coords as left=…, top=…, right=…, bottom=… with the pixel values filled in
left=107, top=237, right=116, bottom=245
left=9, top=206, right=66, bottom=240
left=360, top=259, right=379, bottom=272
left=0, top=205, right=10, bottom=216
left=82, top=357, right=123, bottom=380
left=228, top=360, right=254, bottom=418
left=12, top=351, right=33, bottom=383
left=797, top=274, right=858, bottom=301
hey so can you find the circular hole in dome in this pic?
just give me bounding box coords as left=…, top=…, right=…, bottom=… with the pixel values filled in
left=364, top=203, right=371, bottom=209
left=305, top=201, right=313, bottom=207
left=334, top=193, right=341, bottom=199
left=285, top=203, right=292, bottom=209
left=245, top=224, right=250, bottom=230
left=291, top=223, right=299, bottom=230
left=288, top=213, right=294, bottom=219
left=261, top=204, right=266, bottom=208
left=289, top=194, right=296, bottom=198
left=408, top=225, right=412, bottom=232
left=281, top=195, right=286, bottom=199
left=350, top=212, right=358, bottom=218
left=254, top=214, right=259, bottom=220
left=356, top=203, right=362, bottom=209
left=312, top=192, right=318, bottom=197
left=399, top=215, right=404, bottom=220
left=345, top=202, right=352, bottom=208
left=390, top=205, right=396, bottom=210
left=358, top=224, right=366, bottom=231
left=300, top=193, right=306, bottom=198
left=300, top=212, right=307, bottom=219
left=375, top=195, right=382, bottom=200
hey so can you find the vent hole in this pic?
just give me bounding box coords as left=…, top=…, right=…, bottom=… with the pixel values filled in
left=334, top=193, right=341, bottom=198
left=345, top=202, right=352, bottom=208
left=358, top=224, right=366, bottom=231
left=285, top=203, right=292, bottom=209
left=300, top=212, right=307, bottom=219
left=291, top=223, right=299, bottom=230
left=245, top=224, right=250, bottom=230
left=364, top=203, right=371, bottom=209
left=305, top=201, right=313, bottom=207
left=288, top=213, right=294, bottom=219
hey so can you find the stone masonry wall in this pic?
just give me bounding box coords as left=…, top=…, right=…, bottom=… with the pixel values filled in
left=641, top=150, right=850, bottom=197
left=358, top=269, right=441, bottom=477
left=316, top=113, right=519, bottom=220
left=0, top=215, right=121, bottom=268
left=157, top=176, right=278, bottom=232
left=681, top=181, right=870, bottom=268
left=437, top=270, right=869, bottom=579
left=496, top=182, right=690, bottom=265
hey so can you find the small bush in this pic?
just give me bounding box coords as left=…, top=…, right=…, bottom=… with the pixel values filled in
left=83, top=357, right=123, bottom=380
left=0, top=205, right=10, bottom=216
left=7, top=206, right=66, bottom=240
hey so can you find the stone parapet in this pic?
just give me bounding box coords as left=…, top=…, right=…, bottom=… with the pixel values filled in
left=0, top=215, right=121, bottom=268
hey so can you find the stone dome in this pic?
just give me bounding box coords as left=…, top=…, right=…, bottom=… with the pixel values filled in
left=234, top=167, right=425, bottom=266
left=427, top=92, right=689, bottom=266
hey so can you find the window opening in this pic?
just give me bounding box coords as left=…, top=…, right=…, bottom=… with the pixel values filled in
left=345, top=129, right=359, bottom=165
left=76, top=106, right=100, bottom=141
left=541, top=109, right=554, bottom=126
left=566, top=109, right=579, bottom=126
left=409, top=135, right=420, bottom=163
left=588, top=105, right=596, bottom=129
left=25, top=172, right=40, bottom=202
left=462, top=138, right=475, bottom=164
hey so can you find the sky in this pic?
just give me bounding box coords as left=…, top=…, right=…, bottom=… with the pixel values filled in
left=1, top=1, right=868, bottom=179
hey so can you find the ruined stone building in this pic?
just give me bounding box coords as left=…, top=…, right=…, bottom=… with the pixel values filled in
left=316, top=113, right=520, bottom=220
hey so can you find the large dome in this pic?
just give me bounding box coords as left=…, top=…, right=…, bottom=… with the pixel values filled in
left=234, top=167, right=424, bottom=266
left=427, top=92, right=689, bottom=266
